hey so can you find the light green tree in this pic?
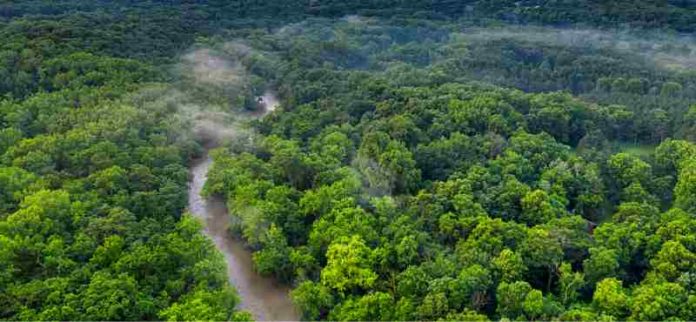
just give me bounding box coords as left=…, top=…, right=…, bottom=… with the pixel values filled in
left=321, top=235, right=377, bottom=293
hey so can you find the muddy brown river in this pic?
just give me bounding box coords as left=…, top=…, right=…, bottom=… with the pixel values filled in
left=187, top=92, right=299, bottom=321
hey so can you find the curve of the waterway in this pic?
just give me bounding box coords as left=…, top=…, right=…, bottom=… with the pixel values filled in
left=187, top=92, right=299, bottom=321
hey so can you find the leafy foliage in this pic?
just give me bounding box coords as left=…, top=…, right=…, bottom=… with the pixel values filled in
left=1, top=0, right=696, bottom=321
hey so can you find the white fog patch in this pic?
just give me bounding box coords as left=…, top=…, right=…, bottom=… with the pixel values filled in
left=258, top=91, right=279, bottom=115
left=166, top=42, right=282, bottom=146
left=459, top=26, right=696, bottom=70
left=183, top=48, right=246, bottom=87
left=342, top=15, right=373, bottom=25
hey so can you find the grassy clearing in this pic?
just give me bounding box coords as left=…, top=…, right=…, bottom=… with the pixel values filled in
left=616, top=142, right=656, bottom=158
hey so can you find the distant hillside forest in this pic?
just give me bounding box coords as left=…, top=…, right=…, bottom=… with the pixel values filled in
left=1, top=1, right=695, bottom=321
left=2, top=0, right=695, bottom=29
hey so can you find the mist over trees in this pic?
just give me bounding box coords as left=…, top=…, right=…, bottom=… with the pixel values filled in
left=1, top=1, right=695, bottom=321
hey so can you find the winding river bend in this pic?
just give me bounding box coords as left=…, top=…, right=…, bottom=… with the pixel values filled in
left=187, top=92, right=299, bottom=321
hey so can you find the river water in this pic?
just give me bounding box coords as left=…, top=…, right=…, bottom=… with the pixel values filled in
left=187, top=92, right=300, bottom=321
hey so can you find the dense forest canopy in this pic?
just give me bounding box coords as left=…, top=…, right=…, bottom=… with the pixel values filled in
left=1, top=0, right=695, bottom=321
left=1, top=0, right=695, bottom=31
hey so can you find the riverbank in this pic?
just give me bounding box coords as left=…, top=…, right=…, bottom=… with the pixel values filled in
left=188, top=154, right=300, bottom=321
left=186, top=91, right=298, bottom=321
